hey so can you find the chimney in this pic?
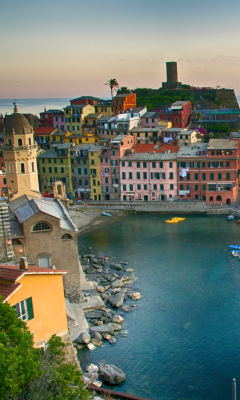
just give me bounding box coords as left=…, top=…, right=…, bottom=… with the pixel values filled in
left=19, top=257, right=28, bottom=270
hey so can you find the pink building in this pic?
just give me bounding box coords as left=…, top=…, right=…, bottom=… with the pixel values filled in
left=120, top=144, right=179, bottom=201
left=100, top=135, right=135, bottom=199
left=141, top=112, right=160, bottom=128
left=53, top=111, right=66, bottom=131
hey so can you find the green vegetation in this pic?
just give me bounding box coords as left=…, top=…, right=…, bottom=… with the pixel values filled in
left=104, top=78, right=119, bottom=99
left=0, top=299, right=89, bottom=400
left=203, top=124, right=230, bottom=142
left=116, top=86, right=131, bottom=95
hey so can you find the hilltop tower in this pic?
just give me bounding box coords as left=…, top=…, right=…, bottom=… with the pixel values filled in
left=162, top=61, right=182, bottom=89
left=2, top=104, right=41, bottom=200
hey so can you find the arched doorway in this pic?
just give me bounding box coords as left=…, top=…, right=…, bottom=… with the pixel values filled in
left=216, top=195, right=222, bottom=202
left=210, top=196, right=213, bottom=202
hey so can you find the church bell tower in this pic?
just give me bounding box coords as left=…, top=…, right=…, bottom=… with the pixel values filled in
left=2, top=104, right=41, bottom=200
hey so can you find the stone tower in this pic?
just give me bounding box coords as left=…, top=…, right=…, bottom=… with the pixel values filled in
left=53, top=181, right=69, bottom=210
left=2, top=104, right=41, bottom=200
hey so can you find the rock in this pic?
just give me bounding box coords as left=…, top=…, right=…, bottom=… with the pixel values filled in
left=132, top=292, right=141, bottom=300
left=102, top=334, right=112, bottom=340
left=96, top=269, right=103, bottom=273
left=109, top=337, right=116, bottom=344
left=130, top=303, right=136, bottom=307
left=85, top=311, right=103, bottom=319
left=103, top=285, right=111, bottom=290
left=100, top=317, right=112, bottom=323
left=126, top=268, right=134, bottom=272
left=111, top=279, right=124, bottom=289
left=99, top=362, right=125, bottom=384
left=103, top=310, right=111, bottom=318
left=122, top=305, right=131, bottom=312
left=93, top=264, right=100, bottom=269
left=105, top=257, right=110, bottom=261
left=91, top=339, right=103, bottom=347
left=113, top=273, right=119, bottom=278
left=77, top=344, right=84, bottom=349
left=91, top=332, right=102, bottom=341
left=128, top=293, right=133, bottom=298
left=101, top=293, right=109, bottom=300
left=108, top=323, right=122, bottom=331
left=112, top=315, right=124, bottom=324
left=109, top=292, right=125, bottom=308
left=88, top=247, right=92, bottom=250
left=110, top=263, right=122, bottom=271
left=82, top=254, right=88, bottom=258
left=86, top=363, right=99, bottom=373
left=85, top=268, right=94, bottom=274
left=77, top=332, right=91, bottom=344
left=121, top=276, right=129, bottom=282
left=97, top=286, right=105, bottom=293
left=92, top=258, right=99, bottom=264
left=90, top=324, right=115, bottom=335
left=120, top=261, right=128, bottom=265
left=94, top=320, right=103, bottom=326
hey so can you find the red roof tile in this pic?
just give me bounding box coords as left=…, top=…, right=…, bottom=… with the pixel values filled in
left=0, top=282, right=21, bottom=302
left=0, top=267, right=24, bottom=281
left=132, top=144, right=179, bottom=154
left=0, top=265, right=68, bottom=278
left=34, top=127, right=57, bottom=135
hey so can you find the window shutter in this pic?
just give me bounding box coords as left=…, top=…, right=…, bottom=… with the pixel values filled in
left=12, top=303, right=20, bottom=318
left=26, top=297, right=34, bottom=320
left=151, top=173, right=153, bottom=179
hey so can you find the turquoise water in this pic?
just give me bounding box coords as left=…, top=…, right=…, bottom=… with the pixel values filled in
left=78, top=215, right=240, bottom=400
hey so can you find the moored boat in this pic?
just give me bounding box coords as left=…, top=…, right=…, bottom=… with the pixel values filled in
left=229, top=245, right=240, bottom=250
left=102, top=212, right=112, bottom=217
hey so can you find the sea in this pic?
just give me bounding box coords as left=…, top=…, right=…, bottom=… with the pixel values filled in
left=77, top=214, right=240, bottom=400
left=0, top=96, right=239, bottom=117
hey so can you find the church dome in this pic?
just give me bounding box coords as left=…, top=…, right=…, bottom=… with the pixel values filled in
left=4, top=104, right=33, bottom=135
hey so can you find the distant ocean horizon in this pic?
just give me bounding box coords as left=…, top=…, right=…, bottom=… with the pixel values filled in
left=0, top=96, right=240, bottom=117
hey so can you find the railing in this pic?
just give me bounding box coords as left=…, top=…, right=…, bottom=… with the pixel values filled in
left=3, top=144, right=37, bottom=151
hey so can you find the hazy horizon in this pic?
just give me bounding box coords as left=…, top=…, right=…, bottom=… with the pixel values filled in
left=1, top=0, right=240, bottom=98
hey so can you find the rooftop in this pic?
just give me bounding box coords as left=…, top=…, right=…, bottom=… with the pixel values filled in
left=34, top=127, right=58, bottom=135
left=84, top=113, right=103, bottom=119
left=163, top=128, right=185, bottom=133
left=207, top=139, right=237, bottom=150
left=37, top=150, right=57, bottom=159
left=129, top=127, right=165, bottom=133
left=141, top=112, right=159, bottom=119
left=71, top=96, right=101, bottom=101
left=178, top=130, right=196, bottom=136
left=177, top=143, right=208, bottom=158
left=115, top=93, right=133, bottom=98
left=230, top=132, right=240, bottom=138
left=111, top=135, right=128, bottom=143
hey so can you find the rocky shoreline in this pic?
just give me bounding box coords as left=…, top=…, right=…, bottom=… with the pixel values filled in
left=76, top=246, right=141, bottom=388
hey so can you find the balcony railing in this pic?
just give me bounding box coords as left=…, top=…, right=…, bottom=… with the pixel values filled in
left=3, top=144, right=38, bottom=151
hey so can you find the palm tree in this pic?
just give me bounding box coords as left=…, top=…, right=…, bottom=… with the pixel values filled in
left=104, top=78, right=119, bottom=99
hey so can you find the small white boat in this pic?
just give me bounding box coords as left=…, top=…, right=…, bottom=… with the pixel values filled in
left=227, top=215, right=234, bottom=221
left=102, top=212, right=112, bottom=217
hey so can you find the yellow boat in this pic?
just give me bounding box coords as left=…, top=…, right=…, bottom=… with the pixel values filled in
left=165, top=220, right=178, bottom=223
left=165, top=217, right=186, bottom=223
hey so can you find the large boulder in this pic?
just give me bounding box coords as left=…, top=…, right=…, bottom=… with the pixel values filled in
left=85, top=311, right=103, bottom=319
left=111, top=279, right=124, bottom=289
left=97, top=286, right=105, bottom=293
left=90, top=324, right=115, bottom=335
left=109, top=292, right=125, bottom=308
left=99, top=362, right=125, bottom=384
left=110, top=263, right=122, bottom=271
left=113, top=315, right=124, bottom=324
left=77, top=332, right=91, bottom=344
left=109, top=337, right=116, bottom=344
left=108, top=322, right=122, bottom=331
left=91, top=332, right=102, bottom=341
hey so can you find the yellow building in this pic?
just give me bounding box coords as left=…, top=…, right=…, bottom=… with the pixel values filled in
left=2, top=105, right=41, bottom=200
left=88, top=145, right=102, bottom=200
left=0, top=261, right=68, bottom=347
left=82, top=113, right=103, bottom=135
left=64, top=129, right=98, bottom=145
left=64, top=104, right=95, bottom=134
left=96, top=101, right=114, bottom=117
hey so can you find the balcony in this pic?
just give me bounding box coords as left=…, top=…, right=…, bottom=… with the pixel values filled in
left=3, top=144, right=38, bottom=151
left=207, top=184, right=234, bottom=192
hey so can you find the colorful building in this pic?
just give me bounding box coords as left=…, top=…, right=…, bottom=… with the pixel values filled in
left=113, top=93, right=136, bottom=115
left=96, top=100, right=114, bottom=116
left=70, top=96, right=101, bottom=106
left=141, top=112, right=160, bottom=128
left=100, top=135, right=135, bottom=200
left=128, top=126, right=167, bottom=144
left=64, top=130, right=98, bottom=145
left=39, top=109, right=63, bottom=128
left=70, top=145, right=91, bottom=199
left=52, top=111, right=66, bottom=131
left=120, top=143, right=178, bottom=201
left=176, top=139, right=238, bottom=205
left=0, top=170, right=7, bottom=197
left=193, top=108, right=240, bottom=130
left=159, top=101, right=192, bottom=128
left=177, top=129, right=199, bottom=147
left=162, top=127, right=184, bottom=144
left=34, top=127, right=60, bottom=150
left=88, top=145, right=103, bottom=200
left=97, top=112, right=140, bottom=142
left=0, top=261, right=68, bottom=347
left=64, top=104, right=95, bottom=133
left=37, top=143, right=73, bottom=195
left=81, top=113, right=103, bottom=135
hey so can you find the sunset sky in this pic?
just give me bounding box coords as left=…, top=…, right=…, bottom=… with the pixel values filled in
left=1, top=0, right=240, bottom=98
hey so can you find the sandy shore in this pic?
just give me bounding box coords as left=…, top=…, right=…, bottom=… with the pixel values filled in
left=69, top=208, right=125, bottom=234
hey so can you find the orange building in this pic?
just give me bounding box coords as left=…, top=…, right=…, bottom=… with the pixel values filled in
left=113, top=93, right=136, bottom=115
left=0, top=260, right=68, bottom=347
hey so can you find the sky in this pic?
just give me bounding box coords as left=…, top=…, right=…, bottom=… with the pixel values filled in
left=1, top=0, right=240, bottom=99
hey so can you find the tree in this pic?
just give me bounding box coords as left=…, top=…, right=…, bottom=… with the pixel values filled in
left=0, top=299, right=90, bottom=400
left=116, top=86, right=131, bottom=95
left=104, top=78, right=119, bottom=98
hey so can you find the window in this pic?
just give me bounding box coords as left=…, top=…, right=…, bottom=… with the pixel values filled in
left=169, top=162, right=173, bottom=168
left=180, top=184, right=183, bottom=190
left=61, top=234, right=73, bottom=240
left=20, top=163, right=25, bottom=173
left=195, top=173, right=198, bottom=180
left=128, top=172, right=133, bottom=179
left=78, top=168, right=81, bottom=174
left=123, top=184, right=126, bottom=191
left=194, top=162, right=199, bottom=168
left=122, top=172, right=126, bottom=179
left=160, top=184, right=164, bottom=190
left=60, top=159, right=63, bottom=164
left=175, top=118, right=179, bottom=123
left=169, top=172, right=173, bottom=179
left=137, top=184, right=141, bottom=190
left=152, top=162, right=156, bottom=168
left=153, top=184, right=157, bottom=190
left=217, top=162, right=223, bottom=168
left=160, top=173, right=165, bottom=179
left=49, top=167, right=52, bottom=173
left=137, top=162, right=140, bottom=168
left=122, top=161, right=125, bottom=167
left=186, top=162, right=191, bottom=168
left=202, top=162, right=205, bottom=168
left=217, top=172, right=222, bottom=180
left=112, top=150, right=115, bottom=155
left=195, top=184, right=198, bottom=190
left=143, top=172, right=147, bottom=179
left=209, top=162, right=215, bottom=168
left=202, top=173, right=206, bottom=180
left=31, top=162, right=34, bottom=172
left=42, top=167, right=45, bottom=173
left=187, top=173, right=190, bottom=180
left=48, top=159, right=51, bottom=164
left=93, top=179, right=96, bottom=186
left=105, top=177, right=108, bottom=183
left=211, top=151, right=214, bottom=155
left=129, top=184, right=133, bottom=191
left=137, top=172, right=140, bottom=179
left=170, top=184, right=173, bottom=190
left=144, top=184, right=147, bottom=190
left=61, top=167, right=64, bottom=173
left=33, top=222, right=51, bottom=232
left=28, top=138, right=32, bottom=145
left=210, top=173, right=214, bottom=180
left=91, top=160, right=94, bottom=165
left=226, top=161, right=230, bottom=167
left=18, top=138, right=23, bottom=146
left=226, top=172, right=230, bottom=180
left=151, top=173, right=160, bottom=179
left=143, top=162, right=147, bottom=168
left=128, top=161, right=132, bottom=167
left=159, top=162, right=163, bottom=168
left=202, top=184, right=206, bottom=190
left=12, top=297, right=34, bottom=321
left=79, top=179, right=82, bottom=185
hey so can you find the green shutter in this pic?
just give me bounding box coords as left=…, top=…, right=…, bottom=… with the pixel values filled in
left=202, top=173, right=206, bottom=180
left=26, top=297, right=34, bottom=320
left=195, top=173, right=198, bottom=180
left=218, top=173, right=222, bottom=180
left=159, top=162, right=163, bottom=168
left=187, top=173, right=190, bottom=180
left=12, top=303, right=20, bottom=318
left=202, top=162, right=205, bottom=167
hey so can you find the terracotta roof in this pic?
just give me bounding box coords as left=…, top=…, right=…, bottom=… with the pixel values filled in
left=131, top=143, right=179, bottom=154
left=0, top=282, right=22, bottom=302
left=34, top=127, right=58, bottom=135
left=0, top=265, right=68, bottom=278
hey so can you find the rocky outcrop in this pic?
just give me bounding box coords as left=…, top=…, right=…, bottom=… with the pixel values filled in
left=99, top=362, right=125, bottom=384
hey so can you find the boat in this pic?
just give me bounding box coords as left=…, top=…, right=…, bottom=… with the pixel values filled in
left=102, top=212, right=112, bottom=217
left=232, top=250, right=240, bottom=256
left=229, top=245, right=240, bottom=250
left=165, top=220, right=178, bottom=223
left=165, top=217, right=186, bottom=223
left=227, top=215, right=234, bottom=221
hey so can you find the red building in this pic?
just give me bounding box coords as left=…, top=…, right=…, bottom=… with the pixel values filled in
left=177, top=139, right=238, bottom=205
left=39, top=109, right=62, bottom=128
left=113, top=93, right=136, bottom=115
left=159, top=101, right=192, bottom=128
left=70, top=96, right=100, bottom=106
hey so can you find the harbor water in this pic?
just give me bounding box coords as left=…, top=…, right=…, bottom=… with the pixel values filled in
left=78, top=214, right=240, bottom=400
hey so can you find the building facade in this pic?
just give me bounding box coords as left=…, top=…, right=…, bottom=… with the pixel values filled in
left=113, top=93, right=136, bottom=115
